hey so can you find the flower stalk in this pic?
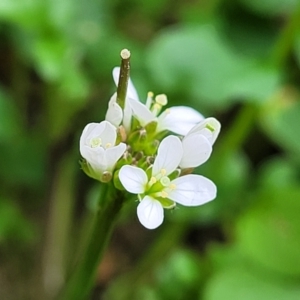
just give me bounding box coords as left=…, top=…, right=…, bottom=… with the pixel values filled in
left=116, top=49, right=131, bottom=109
left=58, top=184, right=125, bottom=300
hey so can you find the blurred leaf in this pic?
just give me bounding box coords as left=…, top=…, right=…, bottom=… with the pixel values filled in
left=236, top=187, right=300, bottom=277
left=293, top=32, right=300, bottom=69
left=222, top=16, right=278, bottom=59
left=240, top=0, right=298, bottom=17
left=204, top=266, right=300, bottom=300
left=171, top=151, right=250, bottom=224
left=0, top=134, right=46, bottom=188
left=0, top=89, right=22, bottom=140
left=257, top=156, right=300, bottom=189
left=31, top=37, right=67, bottom=81
left=155, top=249, right=203, bottom=300
left=0, top=199, right=36, bottom=244
left=146, top=25, right=281, bottom=109
left=0, top=0, right=47, bottom=29
left=260, top=95, right=300, bottom=156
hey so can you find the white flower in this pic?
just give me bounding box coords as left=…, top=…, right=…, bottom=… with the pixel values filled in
left=105, top=67, right=140, bottom=131
left=80, top=121, right=126, bottom=181
left=105, top=93, right=123, bottom=127
left=187, top=117, right=221, bottom=145
left=179, top=134, right=212, bottom=169
left=179, top=117, right=221, bottom=168
left=111, top=67, right=204, bottom=135
left=119, top=135, right=216, bottom=229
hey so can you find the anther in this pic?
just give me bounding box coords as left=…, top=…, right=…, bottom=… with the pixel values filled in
left=149, top=177, right=157, bottom=185
left=160, top=169, right=167, bottom=176
left=206, top=124, right=215, bottom=132
left=120, top=49, right=130, bottom=59
left=155, top=94, right=168, bottom=106
left=161, top=191, right=168, bottom=198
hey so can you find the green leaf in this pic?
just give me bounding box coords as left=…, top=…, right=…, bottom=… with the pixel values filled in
left=0, top=89, right=22, bottom=140
left=31, top=37, right=68, bottom=81
left=204, top=266, right=300, bottom=300
left=236, top=187, right=300, bottom=277
left=258, top=156, right=300, bottom=189
left=146, top=25, right=281, bottom=109
left=0, top=199, right=36, bottom=244
left=171, top=151, right=250, bottom=224
left=239, top=0, right=298, bottom=17
left=260, top=99, right=300, bottom=155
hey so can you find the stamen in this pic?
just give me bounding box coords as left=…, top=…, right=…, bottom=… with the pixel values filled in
left=90, top=137, right=102, bottom=148
left=148, top=91, right=154, bottom=98
left=149, top=177, right=157, bottom=185
left=206, top=123, right=215, bottom=132
left=155, top=94, right=168, bottom=106
left=160, top=169, right=167, bottom=176
left=105, top=143, right=112, bottom=148
left=160, top=191, right=168, bottom=198
left=146, top=92, right=154, bottom=109
left=169, top=183, right=176, bottom=190
left=151, top=103, right=161, bottom=116
left=160, top=176, right=171, bottom=187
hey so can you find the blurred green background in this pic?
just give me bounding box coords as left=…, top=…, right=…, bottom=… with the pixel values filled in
left=1, top=0, right=300, bottom=299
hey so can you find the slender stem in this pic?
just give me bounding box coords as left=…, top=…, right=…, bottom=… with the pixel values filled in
left=116, top=49, right=131, bottom=109
left=42, top=152, right=76, bottom=299
left=58, top=184, right=124, bottom=300
left=217, top=104, right=258, bottom=157
left=104, top=221, right=187, bottom=300
left=270, top=4, right=300, bottom=68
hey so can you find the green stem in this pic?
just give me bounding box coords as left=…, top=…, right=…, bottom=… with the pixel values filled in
left=116, top=49, right=131, bottom=109
left=216, top=104, right=258, bottom=157
left=42, top=152, right=76, bottom=299
left=58, top=184, right=124, bottom=300
left=131, top=222, right=187, bottom=282
left=104, top=221, right=187, bottom=300
left=270, top=4, right=300, bottom=68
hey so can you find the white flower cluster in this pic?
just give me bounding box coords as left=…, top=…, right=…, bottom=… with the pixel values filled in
left=80, top=66, right=221, bottom=229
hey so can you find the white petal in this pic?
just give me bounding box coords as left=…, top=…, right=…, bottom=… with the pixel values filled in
left=98, top=121, right=117, bottom=145
left=168, top=175, right=216, bottom=206
left=105, top=143, right=127, bottom=171
left=122, top=97, right=132, bottom=132
left=80, top=123, right=99, bottom=148
left=180, top=134, right=212, bottom=168
left=157, top=106, right=204, bottom=135
left=113, top=67, right=139, bottom=100
left=137, top=196, right=164, bottom=229
left=105, top=93, right=123, bottom=127
left=81, top=146, right=107, bottom=178
left=187, top=117, right=221, bottom=145
left=80, top=123, right=101, bottom=158
left=119, top=165, right=148, bottom=194
left=129, top=98, right=155, bottom=126
left=152, top=135, right=183, bottom=177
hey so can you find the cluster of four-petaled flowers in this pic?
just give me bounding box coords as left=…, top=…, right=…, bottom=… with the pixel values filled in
left=80, top=67, right=221, bottom=229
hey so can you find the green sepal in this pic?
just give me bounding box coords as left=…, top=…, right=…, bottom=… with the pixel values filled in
left=113, top=169, right=126, bottom=190
left=80, top=159, right=101, bottom=181
left=158, top=197, right=176, bottom=209
left=144, top=139, right=159, bottom=156
left=130, top=116, right=141, bottom=132
left=145, top=120, right=158, bottom=135
left=127, top=130, right=146, bottom=152
left=147, top=180, right=164, bottom=194
left=115, top=152, right=132, bottom=169
left=145, top=166, right=152, bottom=180
left=168, top=168, right=181, bottom=180
left=100, top=171, right=112, bottom=183
left=154, top=129, right=168, bottom=141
